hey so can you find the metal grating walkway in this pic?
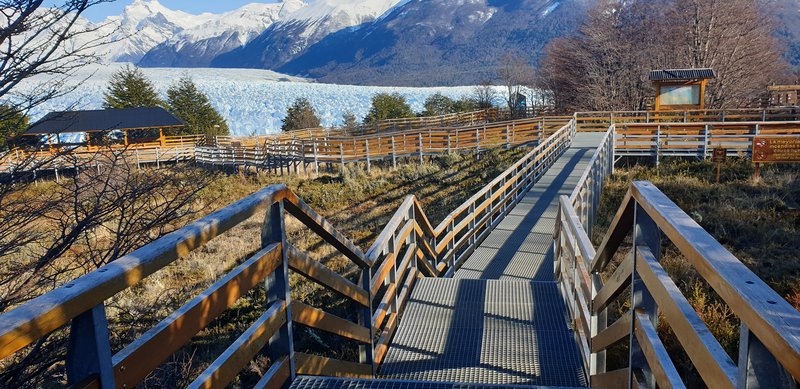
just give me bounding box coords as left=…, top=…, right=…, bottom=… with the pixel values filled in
left=378, top=133, right=605, bottom=387
left=378, top=279, right=586, bottom=386
left=455, top=133, right=604, bottom=282
left=289, top=376, right=583, bottom=388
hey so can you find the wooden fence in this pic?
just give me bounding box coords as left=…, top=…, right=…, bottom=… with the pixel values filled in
left=0, top=122, right=576, bottom=388
left=555, top=126, right=800, bottom=388
left=196, top=116, right=572, bottom=173
left=2, top=107, right=799, bottom=176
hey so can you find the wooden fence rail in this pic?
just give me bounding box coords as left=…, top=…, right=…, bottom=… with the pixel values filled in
left=0, top=121, right=576, bottom=388
left=555, top=131, right=800, bottom=388
left=3, top=107, right=799, bottom=176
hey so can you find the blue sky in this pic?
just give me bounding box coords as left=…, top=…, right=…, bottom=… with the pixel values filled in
left=46, top=1, right=282, bottom=22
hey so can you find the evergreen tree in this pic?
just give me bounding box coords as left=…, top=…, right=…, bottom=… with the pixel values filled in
left=342, top=110, right=359, bottom=132
left=0, top=107, right=29, bottom=150
left=364, top=93, right=414, bottom=124
left=103, top=65, right=164, bottom=109
left=453, top=96, right=478, bottom=112
left=281, top=98, right=321, bottom=132
left=423, top=93, right=456, bottom=116
left=167, top=75, right=229, bottom=136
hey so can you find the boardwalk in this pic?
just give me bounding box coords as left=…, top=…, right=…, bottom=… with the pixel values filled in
left=378, top=133, right=606, bottom=386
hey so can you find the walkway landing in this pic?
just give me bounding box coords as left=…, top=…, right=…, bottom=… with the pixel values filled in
left=378, top=133, right=606, bottom=387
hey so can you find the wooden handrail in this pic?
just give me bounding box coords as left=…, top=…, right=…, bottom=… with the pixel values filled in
left=0, top=120, right=578, bottom=387
left=556, top=178, right=800, bottom=387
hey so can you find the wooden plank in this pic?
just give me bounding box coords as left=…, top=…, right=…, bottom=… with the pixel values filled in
left=590, top=190, right=634, bottom=272
left=592, top=313, right=631, bottom=353
left=636, top=246, right=737, bottom=388
left=113, top=243, right=282, bottom=386
left=372, top=283, right=396, bottom=330
left=283, top=192, right=369, bottom=268
left=592, top=253, right=633, bottom=314
left=252, top=356, right=290, bottom=389
left=631, top=181, right=800, bottom=380
left=634, top=310, right=686, bottom=389
left=294, top=352, right=373, bottom=378
left=370, top=251, right=396, bottom=297
left=290, top=301, right=371, bottom=344
left=187, top=300, right=287, bottom=389
left=592, top=368, right=630, bottom=389
left=374, top=312, right=398, bottom=365
left=0, top=184, right=290, bottom=360
left=287, top=243, right=369, bottom=307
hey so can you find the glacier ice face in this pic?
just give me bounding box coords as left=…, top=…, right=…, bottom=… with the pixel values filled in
left=13, top=64, right=505, bottom=136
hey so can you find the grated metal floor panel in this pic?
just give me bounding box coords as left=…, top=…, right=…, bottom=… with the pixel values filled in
left=379, top=279, right=586, bottom=386
left=289, top=376, right=583, bottom=389
left=376, top=133, right=605, bottom=388
left=457, top=133, right=603, bottom=282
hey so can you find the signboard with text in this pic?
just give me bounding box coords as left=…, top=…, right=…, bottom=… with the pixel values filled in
left=752, top=137, right=800, bottom=163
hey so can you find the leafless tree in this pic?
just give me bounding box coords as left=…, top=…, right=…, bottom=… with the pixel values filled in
left=472, top=80, right=496, bottom=109
left=0, top=151, right=213, bottom=386
left=0, top=0, right=116, bottom=123
left=498, top=53, right=534, bottom=118
left=539, top=0, right=789, bottom=112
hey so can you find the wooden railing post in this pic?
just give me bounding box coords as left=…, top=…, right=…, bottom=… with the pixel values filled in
left=629, top=202, right=661, bottom=389
left=313, top=140, right=319, bottom=175
left=262, top=201, right=295, bottom=380
left=418, top=133, right=424, bottom=165
left=365, top=139, right=371, bottom=173
left=391, top=136, right=397, bottom=169
left=360, top=265, right=375, bottom=374
left=66, top=304, right=114, bottom=388
left=737, top=324, right=795, bottom=388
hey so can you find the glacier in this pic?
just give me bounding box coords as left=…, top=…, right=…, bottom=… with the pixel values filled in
left=13, top=64, right=505, bottom=136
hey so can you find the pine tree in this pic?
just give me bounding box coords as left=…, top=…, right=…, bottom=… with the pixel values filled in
left=281, top=98, right=320, bottom=132
left=0, top=106, right=29, bottom=150
left=364, top=93, right=414, bottom=124
left=167, top=75, right=229, bottom=136
left=342, top=111, right=359, bottom=130
left=103, top=65, right=164, bottom=109
left=423, top=93, right=456, bottom=116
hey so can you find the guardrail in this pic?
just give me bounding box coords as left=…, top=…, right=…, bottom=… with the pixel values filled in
left=0, top=121, right=576, bottom=387
left=575, top=107, right=800, bottom=131
left=555, top=131, right=800, bottom=388
left=196, top=117, right=572, bottom=173
left=614, top=121, right=800, bottom=160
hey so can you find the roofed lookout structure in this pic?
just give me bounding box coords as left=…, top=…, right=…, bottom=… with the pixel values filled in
left=23, top=107, right=184, bottom=148
left=650, top=68, right=715, bottom=111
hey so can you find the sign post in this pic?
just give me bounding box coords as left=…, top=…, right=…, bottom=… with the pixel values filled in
left=752, top=136, right=800, bottom=180
left=712, top=148, right=726, bottom=183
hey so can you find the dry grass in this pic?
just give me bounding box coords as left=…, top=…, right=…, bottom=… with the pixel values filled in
left=98, top=149, right=529, bottom=387
left=593, top=157, right=800, bottom=384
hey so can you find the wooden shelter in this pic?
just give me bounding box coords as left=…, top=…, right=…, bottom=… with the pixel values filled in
left=649, top=68, right=715, bottom=111
left=23, top=107, right=184, bottom=148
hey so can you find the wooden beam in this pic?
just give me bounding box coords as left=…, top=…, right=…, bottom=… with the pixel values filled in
left=294, top=352, right=373, bottom=378
left=592, top=313, right=631, bottom=353
left=290, top=301, right=371, bottom=344
left=636, top=246, right=737, bottom=388
left=0, top=185, right=290, bottom=360
left=252, top=356, right=290, bottom=389
left=286, top=243, right=369, bottom=307
left=113, top=243, right=282, bottom=387
left=187, top=300, right=287, bottom=389
left=631, top=181, right=800, bottom=380
left=634, top=310, right=686, bottom=389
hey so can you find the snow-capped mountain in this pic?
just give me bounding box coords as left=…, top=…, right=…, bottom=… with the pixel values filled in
left=278, top=0, right=592, bottom=86
left=211, top=0, right=404, bottom=69
left=138, top=1, right=307, bottom=67
left=96, top=0, right=214, bottom=63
